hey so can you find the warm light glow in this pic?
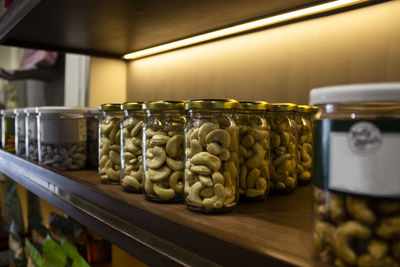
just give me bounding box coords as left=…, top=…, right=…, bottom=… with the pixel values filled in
left=123, top=0, right=370, bottom=60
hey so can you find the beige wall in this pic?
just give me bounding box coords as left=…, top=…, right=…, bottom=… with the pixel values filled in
left=126, top=1, right=400, bottom=104
left=88, top=57, right=127, bottom=107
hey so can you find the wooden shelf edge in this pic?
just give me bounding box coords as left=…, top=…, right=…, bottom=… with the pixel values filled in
left=0, top=150, right=320, bottom=266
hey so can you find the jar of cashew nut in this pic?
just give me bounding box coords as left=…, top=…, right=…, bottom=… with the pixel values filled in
left=38, top=107, right=87, bottom=170
left=184, top=99, right=240, bottom=213
left=98, top=104, right=123, bottom=184
left=142, top=101, right=185, bottom=203
left=237, top=101, right=271, bottom=202
left=310, top=83, right=400, bottom=266
left=295, top=105, right=313, bottom=185
left=14, top=108, right=26, bottom=157
left=2, top=109, right=16, bottom=153
left=25, top=107, right=39, bottom=162
left=270, top=103, right=298, bottom=194
left=121, top=102, right=145, bottom=193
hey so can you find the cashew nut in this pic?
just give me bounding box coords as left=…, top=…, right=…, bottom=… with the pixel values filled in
left=147, top=165, right=171, bottom=182
left=199, top=122, right=218, bottom=146
left=190, top=152, right=221, bottom=171
left=205, top=129, right=231, bottom=149
left=166, top=135, right=183, bottom=157
left=166, top=157, right=184, bottom=171
left=146, top=146, right=166, bottom=169
left=153, top=182, right=175, bottom=200
left=346, top=197, right=376, bottom=225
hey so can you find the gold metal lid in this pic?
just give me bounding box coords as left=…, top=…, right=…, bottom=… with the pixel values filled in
left=312, top=106, right=319, bottom=113
left=298, top=105, right=313, bottom=113
left=184, top=99, right=240, bottom=110
left=239, top=101, right=270, bottom=110
left=271, top=103, right=298, bottom=112
left=99, top=103, right=122, bottom=111
left=144, top=101, right=184, bottom=110
left=122, top=102, right=143, bottom=110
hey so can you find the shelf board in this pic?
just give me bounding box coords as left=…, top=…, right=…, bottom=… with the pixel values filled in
left=0, top=149, right=324, bottom=266
left=0, top=0, right=333, bottom=58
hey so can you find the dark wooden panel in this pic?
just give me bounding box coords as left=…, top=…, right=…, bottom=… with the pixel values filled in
left=0, top=0, right=327, bottom=57
left=0, top=149, right=325, bottom=266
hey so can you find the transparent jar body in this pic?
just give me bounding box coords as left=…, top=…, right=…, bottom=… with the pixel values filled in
left=15, top=111, right=26, bottom=157
left=270, top=110, right=298, bottom=193
left=313, top=103, right=400, bottom=266
left=142, top=110, right=185, bottom=202
left=184, top=109, right=239, bottom=213
left=2, top=111, right=15, bottom=153
left=26, top=112, right=38, bottom=162
left=38, top=112, right=87, bottom=170
left=295, top=112, right=313, bottom=185
left=98, top=111, right=123, bottom=184
left=121, top=110, right=145, bottom=193
left=86, top=112, right=100, bottom=168
left=237, top=110, right=271, bottom=201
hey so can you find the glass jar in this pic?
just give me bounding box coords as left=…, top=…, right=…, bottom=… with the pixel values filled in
left=184, top=99, right=240, bottom=213
left=14, top=108, right=26, bottom=157
left=86, top=108, right=101, bottom=168
left=25, top=107, right=39, bottom=162
left=269, top=103, right=298, bottom=194
left=37, top=107, right=88, bottom=170
left=295, top=105, right=313, bottom=185
left=310, top=83, right=400, bottom=266
left=120, top=102, right=145, bottom=193
left=0, top=110, right=2, bottom=148
left=142, top=101, right=185, bottom=203
left=98, top=104, right=123, bottom=184
left=237, top=101, right=271, bottom=202
left=2, top=109, right=15, bottom=153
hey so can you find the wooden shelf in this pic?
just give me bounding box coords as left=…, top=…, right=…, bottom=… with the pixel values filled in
left=0, top=149, right=324, bottom=266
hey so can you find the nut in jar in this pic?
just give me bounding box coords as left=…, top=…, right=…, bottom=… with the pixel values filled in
left=184, top=99, right=240, bottom=213
left=310, top=83, right=400, bottom=266
left=237, top=101, right=271, bottom=201
left=142, top=101, right=185, bottom=202
left=296, top=105, right=313, bottom=185
left=98, top=104, right=123, bottom=184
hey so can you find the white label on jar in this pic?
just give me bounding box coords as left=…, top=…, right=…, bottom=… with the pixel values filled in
left=40, top=118, right=87, bottom=144
left=329, top=128, right=400, bottom=197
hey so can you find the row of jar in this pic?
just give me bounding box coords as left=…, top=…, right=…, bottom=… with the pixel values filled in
left=0, top=107, right=99, bottom=170
left=98, top=100, right=316, bottom=213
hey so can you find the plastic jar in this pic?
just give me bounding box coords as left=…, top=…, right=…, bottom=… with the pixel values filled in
left=37, top=107, right=88, bottom=170
left=14, top=108, right=26, bottom=157
left=295, top=105, right=313, bottom=185
left=2, top=109, right=15, bottom=153
left=184, top=99, right=240, bottom=213
left=237, top=101, right=271, bottom=201
left=270, top=103, right=298, bottom=194
left=25, top=107, right=39, bottom=162
left=310, top=83, right=400, bottom=266
left=120, top=102, right=145, bottom=193
left=86, top=108, right=101, bottom=168
left=98, top=104, right=123, bottom=184
left=142, top=101, right=185, bottom=203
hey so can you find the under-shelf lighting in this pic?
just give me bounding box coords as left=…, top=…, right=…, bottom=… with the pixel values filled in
left=123, top=0, right=370, bottom=60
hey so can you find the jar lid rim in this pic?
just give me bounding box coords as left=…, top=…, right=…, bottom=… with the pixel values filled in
left=239, top=101, right=270, bottom=110
left=122, top=102, right=143, bottom=110
left=99, top=103, right=122, bottom=111
left=298, top=105, right=313, bottom=113
left=144, top=100, right=184, bottom=110
left=309, top=83, right=400, bottom=105
left=271, top=103, right=298, bottom=111
left=185, top=99, right=240, bottom=109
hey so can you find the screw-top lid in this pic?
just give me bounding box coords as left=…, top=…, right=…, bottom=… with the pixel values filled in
left=271, top=103, right=298, bottom=112
left=298, top=105, right=313, bottom=113
left=239, top=101, right=270, bottom=110
left=184, top=99, right=240, bottom=110
left=309, top=83, right=400, bottom=105
left=122, top=102, right=143, bottom=110
left=99, top=103, right=122, bottom=111
left=36, top=106, right=88, bottom=114
left=312, top=106, right=318, bottom=113
left=144, top=101, right=184, bottom=110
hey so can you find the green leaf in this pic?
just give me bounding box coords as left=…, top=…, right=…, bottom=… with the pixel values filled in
left=60, top=237, right=89, bottom=267
left=43, top=235, right=67, bottom=267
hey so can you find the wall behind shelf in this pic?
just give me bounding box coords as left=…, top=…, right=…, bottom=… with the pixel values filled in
left=126, top=1, right=400, bottom=104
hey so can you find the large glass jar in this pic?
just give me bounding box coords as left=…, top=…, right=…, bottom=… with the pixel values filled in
left=237, top=101, right=271, bottom=202
left=2, top=109, right=15, bottom=153
left=269, top=103, right=298, bottom=194
left=310, top=83, right=400, bottom=266
left=14, top=108, right=26, bottom=157
left=184, top=99, right=240, bottom=213
left=142, top=101, right=185, bottom=203
left=120, top=102, right=145, bottom=193
left=25, top=107, right=39, bottom=162
left=295, top=105, right=313, bottom=185
left=98, top=104, right=123, bottom=184
left=86, top=108, right=101, bottom=168
left=37, top=107, right=88, bottom=170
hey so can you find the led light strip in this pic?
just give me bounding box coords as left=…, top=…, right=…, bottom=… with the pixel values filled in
left=123, top=0, right=369, bottom=60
